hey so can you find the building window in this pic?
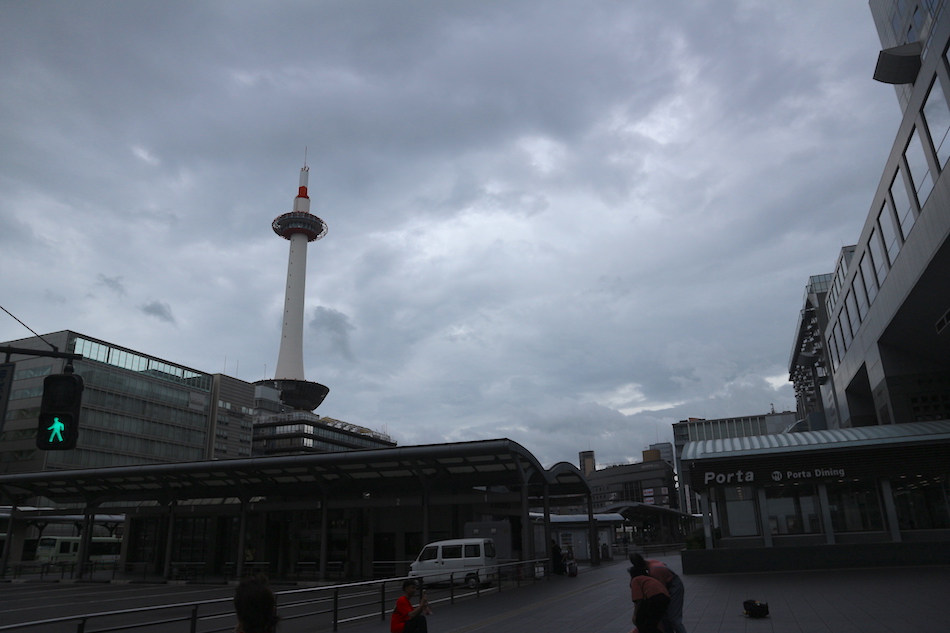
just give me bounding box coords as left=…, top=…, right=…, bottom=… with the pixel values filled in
left=826, top=481, right=885, bottom=532
left=923, top=76, right=950, bottom=168
left=14, top=365, right=52, bottom=380
left=905, top=127, right=935, bottom=204
left=869, top=202, right=901, bottom=266
left=835, top=320, right=848, bottom=356
left=853, top=274, right=869, bottom=321
left=859, top=253, right=878, bottom=305
left=869, top=235, right=889, bottom=297
left=765, top=485, right=822, bottom=535
left=839, top=304, right=853, bottom=348
left=845, top=292, right=861, bottom=335
left=891, top=166, right=917, bottom=240
left=720, top=486, right=759, bottom=537
left=893, top=475, right=950, bottom=530
left=829, top=330, right=841, bottom=370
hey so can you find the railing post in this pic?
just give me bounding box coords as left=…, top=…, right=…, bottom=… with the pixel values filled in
left=190, top=605, right=199, bottom=633
left=76, top=618, right=87, bottom=633
left=380, top=581, right=386, bottom=621
left=332, top=588, right=339, bottom=632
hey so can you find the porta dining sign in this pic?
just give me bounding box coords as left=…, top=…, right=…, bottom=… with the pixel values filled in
left=701, top=466, right=847, bottom=486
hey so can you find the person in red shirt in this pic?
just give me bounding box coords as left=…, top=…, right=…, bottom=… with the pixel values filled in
left=391, top=579, right=429, bottom=633
left=630, top=554, right=687, bottom=633
left=629, top=563, right=670, bottom=633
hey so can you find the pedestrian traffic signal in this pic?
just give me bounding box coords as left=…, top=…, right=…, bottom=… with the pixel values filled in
left=36, top=373, right=83, bottom=450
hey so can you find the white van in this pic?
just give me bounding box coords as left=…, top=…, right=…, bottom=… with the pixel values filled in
left=408, top=538, right=498, bottom=588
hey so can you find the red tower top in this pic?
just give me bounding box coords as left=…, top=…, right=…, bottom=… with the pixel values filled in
left=272, top=165, right=328, bottom=242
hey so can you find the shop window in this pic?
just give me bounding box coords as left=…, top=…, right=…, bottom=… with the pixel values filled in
left=893, top=474, right=950, bottom=530
left=923, top=76, right=950, bottom=168
left=765, top=485, right=822, bottom=535
left=826, top=481, right=885, bottom=532
left=720, top=486, right=759, bottom=537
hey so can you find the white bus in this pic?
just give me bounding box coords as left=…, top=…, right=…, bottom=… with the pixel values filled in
left=35, top=536, right=122, bottom=564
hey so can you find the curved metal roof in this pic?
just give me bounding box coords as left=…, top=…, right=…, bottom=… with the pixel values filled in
left=0, top=438, right=590, bottom=506
left=681, top=420, right=950, bottom=462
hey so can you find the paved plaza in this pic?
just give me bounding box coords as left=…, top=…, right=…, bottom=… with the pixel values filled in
left=342, top=555, right=950, bottom=633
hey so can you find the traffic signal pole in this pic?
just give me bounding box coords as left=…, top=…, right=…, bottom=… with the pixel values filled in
left=1, top=346, right=83, bottom=364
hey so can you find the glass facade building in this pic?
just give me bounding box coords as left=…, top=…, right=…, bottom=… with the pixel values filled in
left=1, top=331, right=214, bottom=474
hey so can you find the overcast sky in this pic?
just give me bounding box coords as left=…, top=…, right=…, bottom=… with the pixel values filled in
left=1, top=1, right=899, bottom=468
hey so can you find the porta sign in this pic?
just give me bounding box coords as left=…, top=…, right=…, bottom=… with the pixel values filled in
left=701, top=466, right=847, bottom=486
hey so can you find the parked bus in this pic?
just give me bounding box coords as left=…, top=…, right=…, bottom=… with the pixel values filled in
left=35, top=536, right=122, bottom=564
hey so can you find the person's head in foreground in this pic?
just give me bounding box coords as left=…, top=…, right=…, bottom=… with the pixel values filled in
left=234, top=574, right=279, bottom=633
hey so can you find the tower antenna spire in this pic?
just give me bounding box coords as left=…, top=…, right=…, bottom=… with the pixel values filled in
left=304, top=146, right=308, bottom=168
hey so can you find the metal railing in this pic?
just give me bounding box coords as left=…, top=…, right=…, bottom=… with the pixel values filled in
left=0, top=557, right=552, bottom=633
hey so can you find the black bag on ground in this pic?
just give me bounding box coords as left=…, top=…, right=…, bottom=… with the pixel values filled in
left=743, top=600, right=769, bottom=618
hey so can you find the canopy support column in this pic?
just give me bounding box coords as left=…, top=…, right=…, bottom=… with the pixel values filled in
left=587, top=493, right=599, bottom=566
left=881, top=478, right=902, bottom=543
left=162, top=502, right=176, bottom=580
left=236, top=500, right=248, bottom=580
left=0, top=504, right=15, bottom=579
left=319, top=499, right=329, bottom=580
left=76, top=506, right=96, bottom=579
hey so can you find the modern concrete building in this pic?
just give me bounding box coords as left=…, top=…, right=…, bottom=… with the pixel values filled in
left=680, top=1, right=950, bottom=571
left=789, top=273, right=835, bottom=432
left=819, top=0, right=950, bottom=429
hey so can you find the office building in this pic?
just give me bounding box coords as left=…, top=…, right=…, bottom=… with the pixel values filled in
left=582, top=449, right=689, bottom=544
left=0, top=331, right=216, bottom=474
left=788, top=272, right=836, bottom=432
left=672, top=412, right=796, bottom=513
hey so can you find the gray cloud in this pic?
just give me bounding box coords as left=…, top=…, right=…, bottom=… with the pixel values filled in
left=0, top=1, right=890, bottom=466
left=97, top=274, right=127, bottom=296
left=139, top=301, right=175, bottom=324
left=309, top=306, right=356, bottom=362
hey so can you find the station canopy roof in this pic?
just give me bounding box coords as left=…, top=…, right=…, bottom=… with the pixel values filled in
left=0, top=439, right=590, bottom=508
left=680, top=420, right=950, bottom=490
left=680, top=420, right=950, bottom=462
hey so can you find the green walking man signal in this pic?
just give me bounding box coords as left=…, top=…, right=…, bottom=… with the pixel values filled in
left=46, top=415, right=66, bottom=443
left=36, top=373, right=83, bottom=450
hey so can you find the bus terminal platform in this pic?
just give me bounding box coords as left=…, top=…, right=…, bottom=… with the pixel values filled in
left=342, top=554, right=950, bottom=633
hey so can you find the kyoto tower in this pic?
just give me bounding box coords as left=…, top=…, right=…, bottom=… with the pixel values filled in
left=264, top=163, right=330, bottom=411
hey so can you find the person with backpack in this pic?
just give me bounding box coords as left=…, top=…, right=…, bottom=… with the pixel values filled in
left=628, top=561, right=670, bottom=633
left=630, top=553, right=687, bottom=633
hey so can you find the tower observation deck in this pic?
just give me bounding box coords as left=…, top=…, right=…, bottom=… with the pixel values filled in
left=260, top=165, right=329, bottom=411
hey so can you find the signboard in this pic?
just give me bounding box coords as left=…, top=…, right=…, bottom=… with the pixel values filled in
left=699, top=466, right=847, bottom=486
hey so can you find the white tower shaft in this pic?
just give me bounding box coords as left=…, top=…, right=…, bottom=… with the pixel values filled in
left=274, top=166, right=316, bottom=381
left=275, top=232, right=309, bottom=380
